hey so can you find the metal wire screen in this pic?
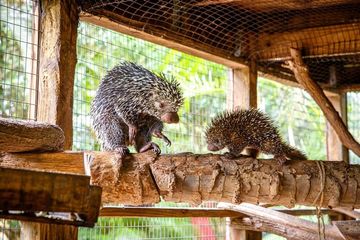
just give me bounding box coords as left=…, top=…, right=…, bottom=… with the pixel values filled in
left=0, top=0, right=39, bottom=120
left=74, top=21, right=228, bottom=239
left=0, top=1, right=39, bottom=238
left=258, top=76, right=326, bottom=160
left=79, top=0, right=360, bottom=89
left=348, top=92, right=360, bottom=164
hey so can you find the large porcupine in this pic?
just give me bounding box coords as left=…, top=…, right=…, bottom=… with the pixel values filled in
left=205, top=108, right=307, bottom=164
left=90, top=61, right=183, bottom=158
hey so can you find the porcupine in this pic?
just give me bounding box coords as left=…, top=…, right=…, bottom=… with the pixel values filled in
left=205, top=108, right=307, bottom=164
left=90, top=61, right=183, bottom=160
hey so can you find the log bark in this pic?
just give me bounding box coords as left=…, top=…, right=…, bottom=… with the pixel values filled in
left=88, top=152, right=360, bottom=208
left=222, top=203, right=344, bottom=240
left=333, top=220, right=360, bottom=240
left=3, top=151, right=360, bottom=209
left=0, top=117, right=64, bottom=152
left=285, top=48, right=360, bottom=158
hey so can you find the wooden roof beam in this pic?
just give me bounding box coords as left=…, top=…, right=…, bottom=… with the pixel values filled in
left=257, top=22, right=360, bottom=61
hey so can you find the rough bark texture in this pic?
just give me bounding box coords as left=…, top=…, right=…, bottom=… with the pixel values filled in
left=37, top=0, right=79, bottom=150
left=224, top=203, right=344, bottom=240
left=87, top=151, right=360, bottom=208
left=285, top=48, right=360, bottom=158
left=0, top=117, right=64, bottom=152
left=2, top=151, right=360, bottom=208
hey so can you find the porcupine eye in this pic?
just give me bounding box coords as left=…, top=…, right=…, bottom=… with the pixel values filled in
left=154, top=101, right=165, bottom=110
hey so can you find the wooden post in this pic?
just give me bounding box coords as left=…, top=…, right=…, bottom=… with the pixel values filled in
left=325, top=91, right=349, bottom=163
left=21, top=0, right=80, bottom=239
left=228, top=59, right=261, bottom=240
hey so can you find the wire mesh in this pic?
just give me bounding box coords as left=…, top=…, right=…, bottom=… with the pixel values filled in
left=348, top=92, right=360, bottom=164
left=0, top=0, right=39, bottom=238
left=0, top=219, right=20, bottom=240
left=0, top=0, right=39, bottom=120
left=74, top=21, right=229, bottom=239
left=73, top=21, right=230, bottom=152
left=79, top=0, right=360, bottom=88
left=258, top=76, right=326, bottom=160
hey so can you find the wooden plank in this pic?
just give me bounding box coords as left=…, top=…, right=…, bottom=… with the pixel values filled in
left=258, top=23, right=360, bottom=61
left=37, top=0, right=80, bottom=150
left=285, top=48, right=360, bottom=158
left=0, top=167, right=91, bottom=213
left=0, top=117, right=64, bottom=153
left=222, top=203, right=344, bottom=240
left=100, top=207, right=245, bottom=218
left=80, top=12, right=246, bottom=69
left=0, top=151, right=84, bottom=174
left=333, top=220, right=360, bottom=240
left=21, top=222, right=79, bottom=240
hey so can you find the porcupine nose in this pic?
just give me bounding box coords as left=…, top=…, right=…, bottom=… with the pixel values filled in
left=161, top=112, right=179, bottom=123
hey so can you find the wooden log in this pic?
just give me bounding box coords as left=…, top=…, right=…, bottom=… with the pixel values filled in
left=222, top=203, right=344, bottom=240
left=21, top=222, right=78, bottom=240
left=0, top=117, right=64, bottom=153
left=285, top=48, right=360, bottom=158
left=3, top=151, right=360, bottom=208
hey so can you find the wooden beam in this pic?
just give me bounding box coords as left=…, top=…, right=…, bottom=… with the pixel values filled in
left=285, top=48, right=360, bottom=158
left=4, top=151, right=360, bottom=208
left=21, top=222, right=79, bottom=240
left=0, top=167, right=101, bottom=219
left=258, top=23, right=360, bottom=61
left=37, top=0, right=79, bottom=150
left=100, top=207, right=245, bottom=218
left=231, top=58, right=257, bottom=109
left=222, top=203, right=344, bottom=240
left=333, top=220, right=360, bottom=240
left=79, top=12, right=246, bottom=69
left=0, top=117, right=64, bottom=153
left=325, top=91, right=349, bottom=162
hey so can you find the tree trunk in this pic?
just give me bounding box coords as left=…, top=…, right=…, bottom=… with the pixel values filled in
left=0, top=117, right=64, bottom=152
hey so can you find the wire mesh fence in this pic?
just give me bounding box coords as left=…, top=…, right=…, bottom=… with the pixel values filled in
left=79, top=0, right=360, bottom=90
left=0, top=219, right=20, bottom=240
left=74, top=20, right=229, bottom=239
left=348, top=92, right=360, bottom=164
left=0, top=0, right=39, bottom=120
left=258, top=76, right=327, bottom=160
left=0, top=0, right=39, bottom=238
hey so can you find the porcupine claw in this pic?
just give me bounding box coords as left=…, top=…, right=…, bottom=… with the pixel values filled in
left=128, top=125, right=138, bottom=145
left=139, top=142, right=161, bottom=155
left=153, top=131, right=171, bottom=147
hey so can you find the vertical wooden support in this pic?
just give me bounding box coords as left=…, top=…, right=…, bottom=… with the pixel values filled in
left=37, top=0, right=79, bottom=149
left=325, top=91, right=349, bottom=163
left=228, top=59, right=261, bottom=240
left=21, top=0, right=80, bottom=239
left=230, top=59, right=257, bottom=109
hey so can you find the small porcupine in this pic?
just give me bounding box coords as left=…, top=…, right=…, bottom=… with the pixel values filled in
left=90, top=61, right=183, bottom=157
left=205, top=108, right=307, bottom=164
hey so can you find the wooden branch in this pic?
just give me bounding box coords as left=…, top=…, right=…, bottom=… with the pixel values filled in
left=222, top=203, right=344, bottom=240
left=3, top=151, right=360, bottom=208
left=0, top=167, right=101, bottom=225
left=285, top=48, right=360, bottom=158
left=0, top=117, right=64, bottom=153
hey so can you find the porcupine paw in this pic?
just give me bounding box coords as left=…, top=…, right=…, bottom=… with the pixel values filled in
left=275, top=155, right=287, bottom=165
left=139, top=142, right=161, bottom=155
left=163, top=136, right=171, bottom=147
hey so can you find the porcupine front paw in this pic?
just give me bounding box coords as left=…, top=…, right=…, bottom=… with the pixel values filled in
left=274, top=155, right=287, bottom=165
left=139, top=142, right=161, bottom=155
